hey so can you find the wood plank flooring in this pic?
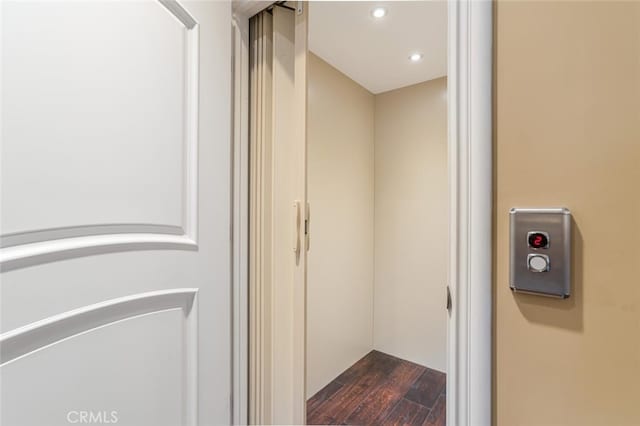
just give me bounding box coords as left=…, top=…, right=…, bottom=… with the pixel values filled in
left=307, top=350, right=446, bottom=426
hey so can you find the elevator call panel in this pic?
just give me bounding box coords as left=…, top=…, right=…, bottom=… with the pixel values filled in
left=509, top=208, right=571, bottom=298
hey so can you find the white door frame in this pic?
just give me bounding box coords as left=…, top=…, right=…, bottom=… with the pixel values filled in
left=231, top=1, right=493, bottom=425
left=446, top=1, right=493, bottom=425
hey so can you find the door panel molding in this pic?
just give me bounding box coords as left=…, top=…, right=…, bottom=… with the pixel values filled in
left=0, top=288, right=198, bottom=366
left=159, top=0, right=198, bottom=29
left=0, top=288, right=199, bottom=425
left=0, top=228, right=197, bottom=272
left=1, top=224, right=185, bottom=248
left=0, top=0, right=200, bottom=272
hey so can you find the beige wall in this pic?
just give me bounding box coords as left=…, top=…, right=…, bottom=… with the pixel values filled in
left=374, top=78, right=448, bottom=371
left=306, top=53, right=375, bottom=397
left=495, top=2, right=640, bottom=425
left=307, top=54, right=449, bottom=395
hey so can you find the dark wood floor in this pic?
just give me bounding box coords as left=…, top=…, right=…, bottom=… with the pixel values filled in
left=307, top=350, right=446, bottom=426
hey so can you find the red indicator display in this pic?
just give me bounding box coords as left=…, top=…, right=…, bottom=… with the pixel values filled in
left=528, top=232, right=549, bottom=249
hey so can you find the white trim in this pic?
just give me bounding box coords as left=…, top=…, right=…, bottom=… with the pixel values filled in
left=0, top=288, right=199, bottom=426
left=0, top=224, right=184, bottom=248
left=0, top=233, right=197, bottom=272
left=231, top=4, right=270, bottom=425
left=158, top=0, right=198, bottom=29
left=231, top=11, right=250, bottom=426
left=183, top=21, right=200, bottom=245
left=447, top=1, right=493, bottom=426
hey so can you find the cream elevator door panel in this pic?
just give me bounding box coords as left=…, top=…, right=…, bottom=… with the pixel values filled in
left=0, top=1, right=232, bottom=425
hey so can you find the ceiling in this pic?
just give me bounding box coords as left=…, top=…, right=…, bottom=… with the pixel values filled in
left=309, top=1, right=447, bottom=94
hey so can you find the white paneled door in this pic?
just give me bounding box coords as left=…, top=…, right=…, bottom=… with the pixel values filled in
left=1, top=1, right=232, bottom=425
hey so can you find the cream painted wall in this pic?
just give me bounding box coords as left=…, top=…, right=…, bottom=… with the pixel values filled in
left=495, top=2, right=640, bottom=425
left=373, top=78, right=448, bottom=371
left=306, top=53, right=375, bottom=397
left=307, top=55, right=448, bottom=396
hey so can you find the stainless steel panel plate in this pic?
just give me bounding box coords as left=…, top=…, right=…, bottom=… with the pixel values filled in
left=509, top=208, right=571, bottom=298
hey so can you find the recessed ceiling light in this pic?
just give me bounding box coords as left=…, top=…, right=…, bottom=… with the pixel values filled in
left=409, top=53, right=423, bottom=62
left=372, top=7, right=387, bottom=19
